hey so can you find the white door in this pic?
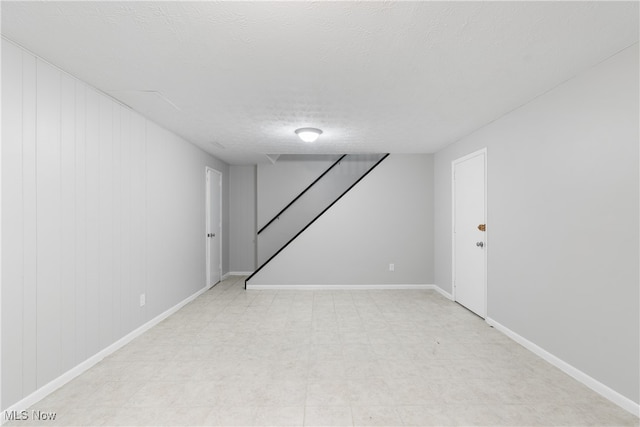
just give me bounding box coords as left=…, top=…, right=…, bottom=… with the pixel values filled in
left=207, top=168, right=222, bottom=286
left=453, top=149, right=487, bottom=318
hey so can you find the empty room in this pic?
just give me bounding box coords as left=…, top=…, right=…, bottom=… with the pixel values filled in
left=1, top=1, right=638, bottom=426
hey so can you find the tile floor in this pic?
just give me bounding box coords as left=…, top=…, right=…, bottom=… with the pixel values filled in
left=9, top=276, right=638, bottom=426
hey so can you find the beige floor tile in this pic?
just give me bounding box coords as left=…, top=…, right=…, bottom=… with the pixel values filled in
left=125, top=381, right=187, bottom=407
left=270, top=360, right=310, bottom=381
left=82, top=381, right=146, bottom=407
left=152, top=360, right=208, bottom=381
left=12, top=276, right=639, bottom=427
left=445, top=404, right=506, bottom=426
left=254, top=406, right=305, bottom=426
left=413, top=359, right=452, bottom=379
left=447, top=357, right=496, bottom=379
left=396, top=405, right=456, bottom=426
left=490, top=404, right=547, bottom=426
left=216, top=381, right=264, bottom=406
left=102, top=406, right=161, bottom=426
left=309, top=343, right=343, bottom=360
left=308, top=359, right=347, bottom=380
left=204, top=406, right=258, bottom=426
left=339, top=329, right=370, bottom=344
left=386, top=378, right=439, bottom=405
left=154, top=406, right=212, bottom=426
left=376, top=358, right=423, bottom=380
left=342, top=344, right=377, bottom=361
left=346, top=378, right=394, bottom=406
left=173, top=344, right=217, bottom=361
left=435, top=379, right=492, bottom=405
left=536, top=403, right=602, bottom=426
left=351, top=405, right=403, bottom=426
left=125, top=361, right=169, bottom=382
left=343, top=359, right=384, bottom=379
left=306, top=381, right=351, bottom=406
left=33, top=377, right=98, bottom=408
left=577, top=401, right=640, bottom=426
left=311, top=330, right=341, bottom=345
left=60, top=407, right=115, bottom=426
left=257, top=380, right=307, bottom=406
left=304, top=405, right=353, bottom=426
left=174, top=380, right=226, bottom=406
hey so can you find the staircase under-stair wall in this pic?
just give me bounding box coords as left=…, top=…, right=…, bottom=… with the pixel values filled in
left=256, top=154, right=388, bottom=265
left=246, top=154, right=435, bottom=289
left=247, top=153, right=388, bottom=287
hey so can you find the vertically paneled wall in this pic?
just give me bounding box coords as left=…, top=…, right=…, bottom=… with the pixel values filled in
left=1, top=39, right=230, bottom=410
left=2, top=35, right=26, bottom=409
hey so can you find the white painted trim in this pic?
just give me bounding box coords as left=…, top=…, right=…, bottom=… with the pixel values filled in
left=246, top=284, right=437, bottom=290
left=451, top=147, right=488, bottom=317
left=1, top=284, right=211, bottom=421
left=205, top=167, right=223, bottom=288
left=431, top=285, right=453, bottom=300
left=0, top=36, right=4, bottom=417
left=486, top=317, right=640, bottom=417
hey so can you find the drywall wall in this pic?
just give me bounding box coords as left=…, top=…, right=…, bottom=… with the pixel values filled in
left=256, top=155, right=386, bottom=265
left=145, top=121, right=229, bottom=313
left=1, top=39, right=229, bottom=410
left=256, top=156, right=338, bottom=228
left=250, top=154, right=434, bottom=285
left=434, top=45, right=639, bottom=404
left=229, top=165, right=257, bottom=272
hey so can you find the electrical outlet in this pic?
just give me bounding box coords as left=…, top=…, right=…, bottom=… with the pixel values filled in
left=139, top=293, right=146, bottom=307
left=389, top=263, right=395, bottom=272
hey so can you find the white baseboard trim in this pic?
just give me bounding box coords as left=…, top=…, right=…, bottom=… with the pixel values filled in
left=429, top=285, right=453, bottom=300
left=1, top=284, right=212, bottom=421
left=246, top=283, right=436, bottom=290
left=485, top=317, right=639, bottom=417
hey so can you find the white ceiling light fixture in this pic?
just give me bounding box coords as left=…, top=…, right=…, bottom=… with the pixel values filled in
left=295, top=127, right=323, bottom=143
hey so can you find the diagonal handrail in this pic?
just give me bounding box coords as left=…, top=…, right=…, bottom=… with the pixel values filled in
left=257, top=154, right=347, bottom=235
left=246, top=153, right=389, bottom=288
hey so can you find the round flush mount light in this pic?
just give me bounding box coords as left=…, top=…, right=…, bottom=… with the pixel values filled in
left=295, top=127, right=323, bottom=143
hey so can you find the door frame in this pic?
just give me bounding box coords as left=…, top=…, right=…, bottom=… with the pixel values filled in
left=451, top=147, right=487, bottom=317
left=205, top=167, right=222, bottom=288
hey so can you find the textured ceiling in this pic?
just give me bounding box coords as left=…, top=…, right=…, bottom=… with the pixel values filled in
left=2, top=1, right=638, bottom=164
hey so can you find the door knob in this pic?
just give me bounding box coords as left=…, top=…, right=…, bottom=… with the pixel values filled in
left=208, top=233, right=215, bottom=238
left=476, top=241, right=484, bottom=248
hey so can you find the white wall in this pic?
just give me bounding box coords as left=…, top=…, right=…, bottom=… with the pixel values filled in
left=434, top=45, right=639, bottom=404
left=229, top=165, right=256, bottom=272
left=250, top=154, right=434, bottom=286
left=1, top=39, right=230, bottom=410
